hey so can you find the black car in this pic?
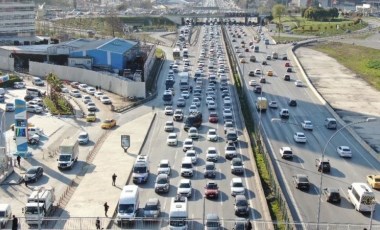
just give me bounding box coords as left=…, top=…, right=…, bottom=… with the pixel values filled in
left=184, top=111, right=202, bottom=131
left=287, top=67, right=292, bottom=73
left=315, top=158, right=331, bottom=173
left=284, top=74, right=291, bottom=81
left=234, top=195, right=249, bottom=216
left=288, top=99, right=297, bottom=107
left=293, top=174, right=310, bottom=190
left=323, top=188, right=341, bottom=203
left=262, top=61, right=267, bottom=65
left=24, top=166, right=44, bottom=182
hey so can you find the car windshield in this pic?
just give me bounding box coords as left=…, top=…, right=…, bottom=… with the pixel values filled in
left=233, top=160, right=242, bottom=166
left=27, top=168, right=38, bottom=174
left=79, top=134, right=87, bottom=139
left=206, top=165, right=215, bottom=170
left=206, top=184, right=218, bottom=189
left=187, top=152, right=195, bottom=157
left=233, top=182, right=243, bottom=187
left=157, top=178, right=168, bottom=184
left=104, top=120, right=112, bottom=124
left=160, top=163, right=169, bottom=168
left=206, top=221, right=219, bottom=227
left=236, top=199, right=248, bottom=206
left=182, top=163, right=192, bottom=169
left=59, top=155, right=71, bottom=161
left=179, top=183, right=190, bottom=188
left=227, top=146, right=235, bottom=151
left=145, top=204, right=158, bottom=211
left=209, top=131, right=216, bottom=135
left=170, top=219, right=186, bottom=227
left=208, top=150, right=216, bottom=154
left=119, top=204, right=134, bottom=214
left=133, top=166, right=147, bottom=173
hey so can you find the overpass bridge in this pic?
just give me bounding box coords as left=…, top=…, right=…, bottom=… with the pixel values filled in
left=163, top=12, right=262, bottom=25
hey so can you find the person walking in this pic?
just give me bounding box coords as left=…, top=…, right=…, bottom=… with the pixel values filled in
left=95, top=217, right=100, bottom=229
left=12, top=215, right=18, bottom=230
left=112, top=173, right=117, bottom=186
left=24, top=179, right=28, bottom=187
left=16, top=156, right=21, bottom=167
left=247, top=220, right=252, bottom=230
left=104, top=202, right=109, bottom=217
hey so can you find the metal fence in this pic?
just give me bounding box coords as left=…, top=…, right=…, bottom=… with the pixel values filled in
left=8, top=217, right=380, bottom=230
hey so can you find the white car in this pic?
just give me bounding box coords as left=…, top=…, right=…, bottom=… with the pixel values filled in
left=87, top=102, right=97, bottom=112
left=249, top=80, right=258, bottom=86
left=14, top=82, right=26, bottom=89
left=225, top=141, right=238, bottom=159
left=181, top=90, right=190, bottom=99
left=207, top=100, right=217, bottom=110
left=164, top=121, right=174, bottom=132
left=94, top=91, right=105, bottom=99
left=255, top=69, right=261, bottom=75
left=78, top=84, right=88, bottom=91
left=26, top=105, right=43, bottom=113
left=223, top=108, right=233, bottom=117
left=206, top=96, right=214, bottom=105
left=269, top=101, right=278, bottom=108
left=82, top=95, right=92, bottom=104
left=337, top=146, right=352, bottom=158
left=167, top=133, right=178, bottom=146
left=301, top=120, right=313, bottom=130
left=188, top=127, right=199, bottom=139
left=224, top=121, right=234, bottom=133
left=164, top=106, right=174, bottom=115
left=230, top=177, right=245, bottom=196
left=100, top=96, right=112, bottom=104
left=5, top=103, right=15, bottom=112
left=86, top=87, right=96, bottom=95
left=206, top=147, right=219, bottom=162
left=60, top=86, right=69, bottom=93
left=183, top=138, right=194, bottom=152
left=294, top=132, right=307, bottom=143
left=192, top=98, right=201, bottom=107
left=207, top=129, right=218, bottom=142
left=185, top=150, right=198, bottom=164
left=189, top=104, right=198, bottom=113
left=70, top=89, right=81, bottom=98
left=77, top=131, right=89, bottom=145
left=177, top=179, right=192, bottom=198
left=224, top=96, right=231, bottom=104
left=295, top=80, right=303, bottom=87
left=157, top=159, right=171, bottom=175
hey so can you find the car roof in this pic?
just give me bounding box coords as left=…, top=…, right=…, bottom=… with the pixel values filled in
left=206, top=161, right=215, bottom=166
left=160, top=159, right=169, bottom=164
left=232, top=177, right=243, bottom=183
left=235, top=194, right=247, bottom=201
left=296, top=174, right=308, bottom=178
left=281, top=147, right=292, bottom=151
left=326, top=187, right=339, bottom=193
left=180, top=178, right=191, bottom=184
left=206, top=213, right=219, bottom=220
left=157, top=174, right=168, bottom=179
left=146, top=198, right=159, bottom=206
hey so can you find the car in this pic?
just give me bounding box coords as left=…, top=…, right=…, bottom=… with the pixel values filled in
left=224, top=121, right=234, bottom=134
left=101, top=119, right=116, bottom=129
left=173, top=109, right=184, bottom=121
left=85, top=112, right=96, bottom=122
left=286, top=67, right=292, bottom=73
left=176, top=97, right=186, bottom=107
left=70, top=82, right=80, bottom=88
left=185, top=150, right=198, bottom=164
left=82, top=95, right=92, bottom=104
left=86, top=87, right=96, bottom=95
left=5, top=103, right=15, bottom=112
left=234, top=195, right=249, bottom=216
left=183, top=138, right=194, bottom=152
left=248, top=71, right=255, bottom=77
left=336, top=146, right=352, bottom=158
left=100, top=96, right=112, bottom=104
left=240, top=58, right=246, bottom=63
left=164, top=121, right=174, bottom=132
left=207, top=101, right=217, bottom=110
left=249, top=80, right=258, bottom=86
left=226, top=128, right=238, bottom=143
left=293, top=174, right=310, bottom=190
left=181, top=90, right=190, bottom=99
left=266, top=55, right=271, bottom=60
left=78, top=84, right=88, bottom=91
left=94, top=91, right=105, bottom=99
left=77, top=131, right=89, bottom=145
left=284, top=74, right=291, bottom=81
left=238, top=53, right=244, bottom=58
left=24, top=166, right=44, bottom=182
left=259, top=77, right=266, bottom=83
left=225, top=141, right=238, bottom=159
left=26, top=105, right=43, bottom=114
left=143, top=198, right=161, bottom=219
left=224, top=96, right=232, bottom=104
left=208, top=112, right=219, bottom=123
left=154, top=174, right=170, bottom=193
left=322, top=188, right=341, bottom=203
left=192, top=98, right=201, bottom=107
left=285, top=62, right=291, bottom=67
left=280, top=147, right=293, bottom=159
left=87, top=102, right=97, bottom=112
left=268, top=101, right=278, bottom=108
left=301, top=120, right=313, bottom=130
left=231, top=157, right=244, bottom=174
left=315, top=158, right=331, bottom=173
left=367, top=175, right=380, bottom=189
left=167, top=133, right=178, bottom=146
left=204, top=181, right=219, bottom=199
left=157, top=159, right=171, bottom=175
left=288, top=99, right=297, bottom=107
left=206, top=147, right=219, bottom=162
left=164, top=106, right=174, bottom=115
left=262, top=60, right=267, bottom=65
left=233, top=218, right=249, bottom=230
left=230, top=178, right=245, bottom=196
left=204, top=161, right=216, bottom=178
left=267, top=70, right=273, bottom=76
left=70, top=90, right=81, bottom=98
left=279, top=109, right=289, bottom=119
left=207, top=129, right=218, bottom=142
left=295, top=80, right=303, bottom=87
left=13, top=81, right=26, bottom=89
left=254, top=69, right=261, bottom=75
left=189, top=104, right=198, bottom=113
left=294, top=132, right=307, bottom=143
left=188, top=127, right=199, bottom=139
left=177, top=179, right=192, bottom=198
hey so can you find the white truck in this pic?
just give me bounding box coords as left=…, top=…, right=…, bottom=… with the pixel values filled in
left=23, top=186, right=55, bottom=226
left=57, top=138, right=79, bottom=170
left=169, top=195, right=188, bottom=230
left=0, top=204, right=12, bottom=228
left=116, top=185, right=139, bottom=225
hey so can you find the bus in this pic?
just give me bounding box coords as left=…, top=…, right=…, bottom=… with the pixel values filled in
left=173, top=48, right=181, bottom=60
left=178, top=72, right=190, bottom=91
left=348, top=182, right=376, bottom=212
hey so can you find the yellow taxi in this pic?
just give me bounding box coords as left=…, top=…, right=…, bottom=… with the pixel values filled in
left=267, top=70, right=273, bottom=76
left=367, top=175, right=380, bottom=189
left=86, top=112, right=96, bottom=122
left=101, top=119, right=116, bottom=129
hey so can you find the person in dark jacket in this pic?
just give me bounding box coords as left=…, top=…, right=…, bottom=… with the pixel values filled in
left=12, top=215, right=18, bottom=230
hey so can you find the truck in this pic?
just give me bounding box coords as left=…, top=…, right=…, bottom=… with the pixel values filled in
left=57, top=138, right=79, bottom=170
left=169, top=195, right=188, bottom=230
left=117, top=185, right=139, bottom=225
left=0, top=204, right=11, bottom=228
left=178, top=72, right=190, bottom=91
left=23, top=186, right=55, bottom=226
left=256, top=97, right=268, bottom=112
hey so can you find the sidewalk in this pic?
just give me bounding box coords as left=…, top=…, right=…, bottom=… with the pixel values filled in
left=53, top=112, right=156, bottom=229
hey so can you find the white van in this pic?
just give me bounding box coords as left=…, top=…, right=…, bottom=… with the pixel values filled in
left=32, top=77, right=44, bottom=86
left=324, top=118, right=337, bottom=129
left=132, top=155, right=150, bottom=183
left=169, top=195, right=188, bottom=230
left=117, top=185, right=139, bottom=225
left=0, top=204, right=12, bottom=228
left=180, top=157, right=193, bottom=177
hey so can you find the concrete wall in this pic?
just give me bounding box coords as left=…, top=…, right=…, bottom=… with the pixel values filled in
left=144, top=45, right=156, bottom=82
left=29, top=62, right=146, bottom=98
left=0, top=56, right=14, bottom=71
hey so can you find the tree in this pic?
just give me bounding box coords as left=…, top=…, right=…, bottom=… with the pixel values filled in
left=105, top=6, right=124, bottom=37
left=272, top=4, right=286, bottom=37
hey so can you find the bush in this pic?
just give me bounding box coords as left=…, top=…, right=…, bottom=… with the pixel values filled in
left=44, top=96, right=73, bottom=115
left=0, top=74, right=22, bottom=88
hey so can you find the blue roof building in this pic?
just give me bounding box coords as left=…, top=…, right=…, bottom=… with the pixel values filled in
left=69, top=38, right=140, bottom=73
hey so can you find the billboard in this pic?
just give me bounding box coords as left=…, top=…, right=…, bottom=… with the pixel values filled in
left=14, top=99, right=28, bottom=157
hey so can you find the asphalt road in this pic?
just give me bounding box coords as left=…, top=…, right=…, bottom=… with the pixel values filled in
left=119, top=24, right=270, bottom=229
left=227, top=24, right=380, bottom=227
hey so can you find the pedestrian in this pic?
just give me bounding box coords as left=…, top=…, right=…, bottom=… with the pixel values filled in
left=247, top=220, right=252, bottom=230
left=96, top=86, right=99, bottom=91
left=95, top=217, right=100, bottom=229
left=112, top=173, right=117, bottom=186
left=24, top=179, right=28, bottom=187
left=99, top=86, right=102, bottom=92
left=104, top=202, right=109, bottom=217
left=16, top=155, right=21, bottom=167
left=12, top=215, right=18, bottom=230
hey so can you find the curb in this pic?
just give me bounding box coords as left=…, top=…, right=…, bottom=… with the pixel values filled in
left=289, top=41, right=379, bottom=161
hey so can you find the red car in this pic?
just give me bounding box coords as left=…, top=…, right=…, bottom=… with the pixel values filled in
left=208, top=112, right=219, bottom=123
left=204, top=181, right=219, bottom=199
left=285, top=62, right=291, bottom=67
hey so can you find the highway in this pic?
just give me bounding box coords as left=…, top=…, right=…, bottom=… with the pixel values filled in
left=226, top=24, right=380, bottom=227
left=112, top=23, right=270, bottom=229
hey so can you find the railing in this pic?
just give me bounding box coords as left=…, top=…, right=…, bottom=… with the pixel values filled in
left=10, top=217, right=380, bottom=230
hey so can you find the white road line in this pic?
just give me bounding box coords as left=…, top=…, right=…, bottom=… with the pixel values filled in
left=146, top=117, right=161, bottom=157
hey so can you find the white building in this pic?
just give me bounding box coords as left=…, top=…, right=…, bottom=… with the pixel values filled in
left=0, top=0, right=35, bottom=40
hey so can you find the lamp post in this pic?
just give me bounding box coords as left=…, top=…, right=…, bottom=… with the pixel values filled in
left=37, top=187, right=44, bottom=230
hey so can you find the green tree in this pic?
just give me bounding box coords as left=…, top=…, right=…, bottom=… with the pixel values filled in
left=46, top=73, right=62, bottom=96
left=272, top=4, right=286, bottom=37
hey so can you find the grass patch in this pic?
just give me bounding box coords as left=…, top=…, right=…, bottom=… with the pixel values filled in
left=312, top=42, right=380, bottom=90
left=272, top=36, right=306, bottom=43
left=44, top=96, right=73, bottom=115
